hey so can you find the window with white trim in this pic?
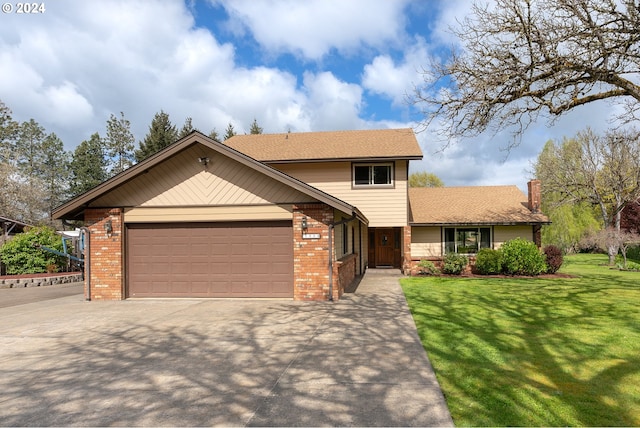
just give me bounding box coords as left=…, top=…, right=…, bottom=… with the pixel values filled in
left=353, top=163, right=393, bottom=187
left=444, top=227, right=491, bottom=254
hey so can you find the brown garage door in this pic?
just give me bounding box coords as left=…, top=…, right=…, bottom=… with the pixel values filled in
left=127, top=221, right=293, bottom=298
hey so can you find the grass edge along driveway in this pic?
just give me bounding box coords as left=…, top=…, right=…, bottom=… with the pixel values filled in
left=401, top=254, right=640, bottom=427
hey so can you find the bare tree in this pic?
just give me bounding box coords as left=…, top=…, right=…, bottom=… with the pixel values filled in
left=535, top=127, right=640, bottom=263
left=414, top=0, right=640, bottom=142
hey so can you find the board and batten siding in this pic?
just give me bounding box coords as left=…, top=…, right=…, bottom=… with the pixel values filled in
left=274, top=161, right=408, bottom=227
left=410, top=226, right=442, bottom=258
left=493, top=225, right=535, bottom=248
left=90, top=145, right=316, bottom=208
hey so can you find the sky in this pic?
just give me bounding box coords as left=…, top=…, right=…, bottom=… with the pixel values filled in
left=0, top=0, right=619, bottom=191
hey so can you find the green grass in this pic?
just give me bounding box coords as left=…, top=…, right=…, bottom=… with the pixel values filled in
left=401, top=254, right=640, bottom=427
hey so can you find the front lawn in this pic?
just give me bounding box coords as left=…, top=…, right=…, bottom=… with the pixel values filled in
left=401, top=254, right=640, bottom=427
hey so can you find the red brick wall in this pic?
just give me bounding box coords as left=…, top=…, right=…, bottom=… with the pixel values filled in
left=292, top=204, right=333, bottom=301
left=402, top=226, right=412, bottom=274
left=334, top=253, right=357, bottom=299
left=84, top=208, right=124, bottom=300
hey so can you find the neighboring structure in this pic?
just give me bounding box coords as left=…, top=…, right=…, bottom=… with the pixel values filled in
left=52, top=129, right=549, bottom=301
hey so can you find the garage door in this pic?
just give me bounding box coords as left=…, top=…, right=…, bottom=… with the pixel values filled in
left=127, top=221, right=293, bottom=298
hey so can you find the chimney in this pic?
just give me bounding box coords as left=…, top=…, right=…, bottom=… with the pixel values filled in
left=528, top=179, right=541, bottom=213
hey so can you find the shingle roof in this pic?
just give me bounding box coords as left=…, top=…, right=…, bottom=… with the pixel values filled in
left=409, top=186, right=550, bottom=225
left=223, top=128, right=423, bottom=162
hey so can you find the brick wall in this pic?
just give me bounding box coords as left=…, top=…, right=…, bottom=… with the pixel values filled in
left=334, top=253, right=357, bottom=300
left=292, top=203, right=333, bottom=301
left=402, top=226, right=412, bottom=274
left=85, top=208, right=124, bottom=300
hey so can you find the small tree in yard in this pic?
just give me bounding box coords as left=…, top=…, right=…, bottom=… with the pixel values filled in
left=583, top=228, right=640, bottom=269
left=0, top=226, right=65, bottom=274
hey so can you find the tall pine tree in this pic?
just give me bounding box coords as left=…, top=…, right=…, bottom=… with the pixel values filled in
left=15, top=119, right=48, bottom=223
left=41, top=133, right=70, bottom=216
left=106, top=112, right=135, bottom=175
left=249, top=118, right=263, bottom=134
left=70, top=132, right=108, bottom=196
left=178, top=117, right=196, bottom=139
left=135, top=110, right=178, bottom=162
left=223, top=122, right=237, bottom=141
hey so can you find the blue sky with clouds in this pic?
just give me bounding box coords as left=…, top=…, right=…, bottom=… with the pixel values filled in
left=0, top=0, right=616, bottom=191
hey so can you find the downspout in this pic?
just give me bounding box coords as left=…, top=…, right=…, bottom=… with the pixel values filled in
left=328, top=212, right=357, bottom=302
left=80, top=227, right=91, bottom=301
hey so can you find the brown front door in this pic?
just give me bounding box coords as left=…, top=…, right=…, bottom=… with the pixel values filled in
left=375, top=228, right=396, bottom=267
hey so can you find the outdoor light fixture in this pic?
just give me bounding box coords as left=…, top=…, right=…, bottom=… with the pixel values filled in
left=198, top=157, right=210, bottom=166
left=301, top=216, right=308, bottom=231
left=104, top=219, right=113, bottom=235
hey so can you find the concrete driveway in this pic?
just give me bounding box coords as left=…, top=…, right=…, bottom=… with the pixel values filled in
left=0, top=270, right=452, bottom=427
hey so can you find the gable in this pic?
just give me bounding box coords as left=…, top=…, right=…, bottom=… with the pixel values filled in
left=53, top=132, right=367, bottom=224
left=91, top=144, right=316, bottom=207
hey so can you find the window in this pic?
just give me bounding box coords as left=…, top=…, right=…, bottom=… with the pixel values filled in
left=353, top=163, right=393, bottom=187
left=444, top=227, right=491, bottom=254
left=342, top=223, right=349, bottom=256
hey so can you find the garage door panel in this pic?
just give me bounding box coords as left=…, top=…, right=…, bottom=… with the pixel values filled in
left=127, top=221, right=293, bottom=298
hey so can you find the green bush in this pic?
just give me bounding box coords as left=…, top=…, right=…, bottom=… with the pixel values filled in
left=442, top=253, right=468, bottom=275
left=501, top=238, right=547, bottom=276
left=0, top=226, right=65, bottom=274
left=417, top=259, right=440, bottom=275
left=627, top=245, right=640, bottom=262
left=475, top=248, right=503, bottom=275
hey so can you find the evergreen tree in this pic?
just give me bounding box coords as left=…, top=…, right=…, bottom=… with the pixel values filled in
left=135, top=110, right=178, bottom=162
left=70, top=133, right=108, bottom=196
left=178, top=117, right=196, bottom=139
left=106, top=112, right=135, bottom=175
left=41, top=133, right=70, bottom=215
left=0, top=100, right=18, bottom=164
left=223, top=122, right=236, bottom=141
left=0, top=101, right=20, bottom=220
left=15, top=119, right=48, bottom=223
left=208, top=128, right=220, bottom=142
left=249, top=118, right=263, bottom=134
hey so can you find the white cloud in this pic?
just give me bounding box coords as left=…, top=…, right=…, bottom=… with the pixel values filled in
left=211, top=0, right=411, bottom=59
left=362, top=36, right=429, bottom=105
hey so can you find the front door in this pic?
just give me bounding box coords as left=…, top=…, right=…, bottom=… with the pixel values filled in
left=375, top=228, right=396, bottom=267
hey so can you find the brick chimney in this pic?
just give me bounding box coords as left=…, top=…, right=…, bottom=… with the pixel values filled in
left=528, top=179, right=541, bottom=213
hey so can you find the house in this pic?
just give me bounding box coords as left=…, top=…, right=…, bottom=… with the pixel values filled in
left=52, top=129, right=549, bottom=301
left=407, top=182, right=550, bottom=274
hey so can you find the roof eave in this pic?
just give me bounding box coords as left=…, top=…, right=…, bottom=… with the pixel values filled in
left=409, top=221, right=552, bottom=226
left=262, top=155, right=423, bottom=164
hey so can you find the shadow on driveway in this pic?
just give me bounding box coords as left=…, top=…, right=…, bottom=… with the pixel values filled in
left=0, top=271, right=452, bottom=426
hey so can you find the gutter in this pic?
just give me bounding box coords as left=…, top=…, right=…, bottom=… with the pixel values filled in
left=328, top=212, right=357, bottom=302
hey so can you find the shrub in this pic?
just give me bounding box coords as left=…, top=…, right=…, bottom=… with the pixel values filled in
left=501, top=238, right=547, bottom=276
left=417, top=259, right=440, bottom=275
left=627, top=245, right=640, bottom=262
left=442, top=253, right=468, bottom=275
left=0, top=226, right=65, bottom=274
left=475, top=248, right=503, bottom=275
left=543, top=245, right=564, bottom=274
